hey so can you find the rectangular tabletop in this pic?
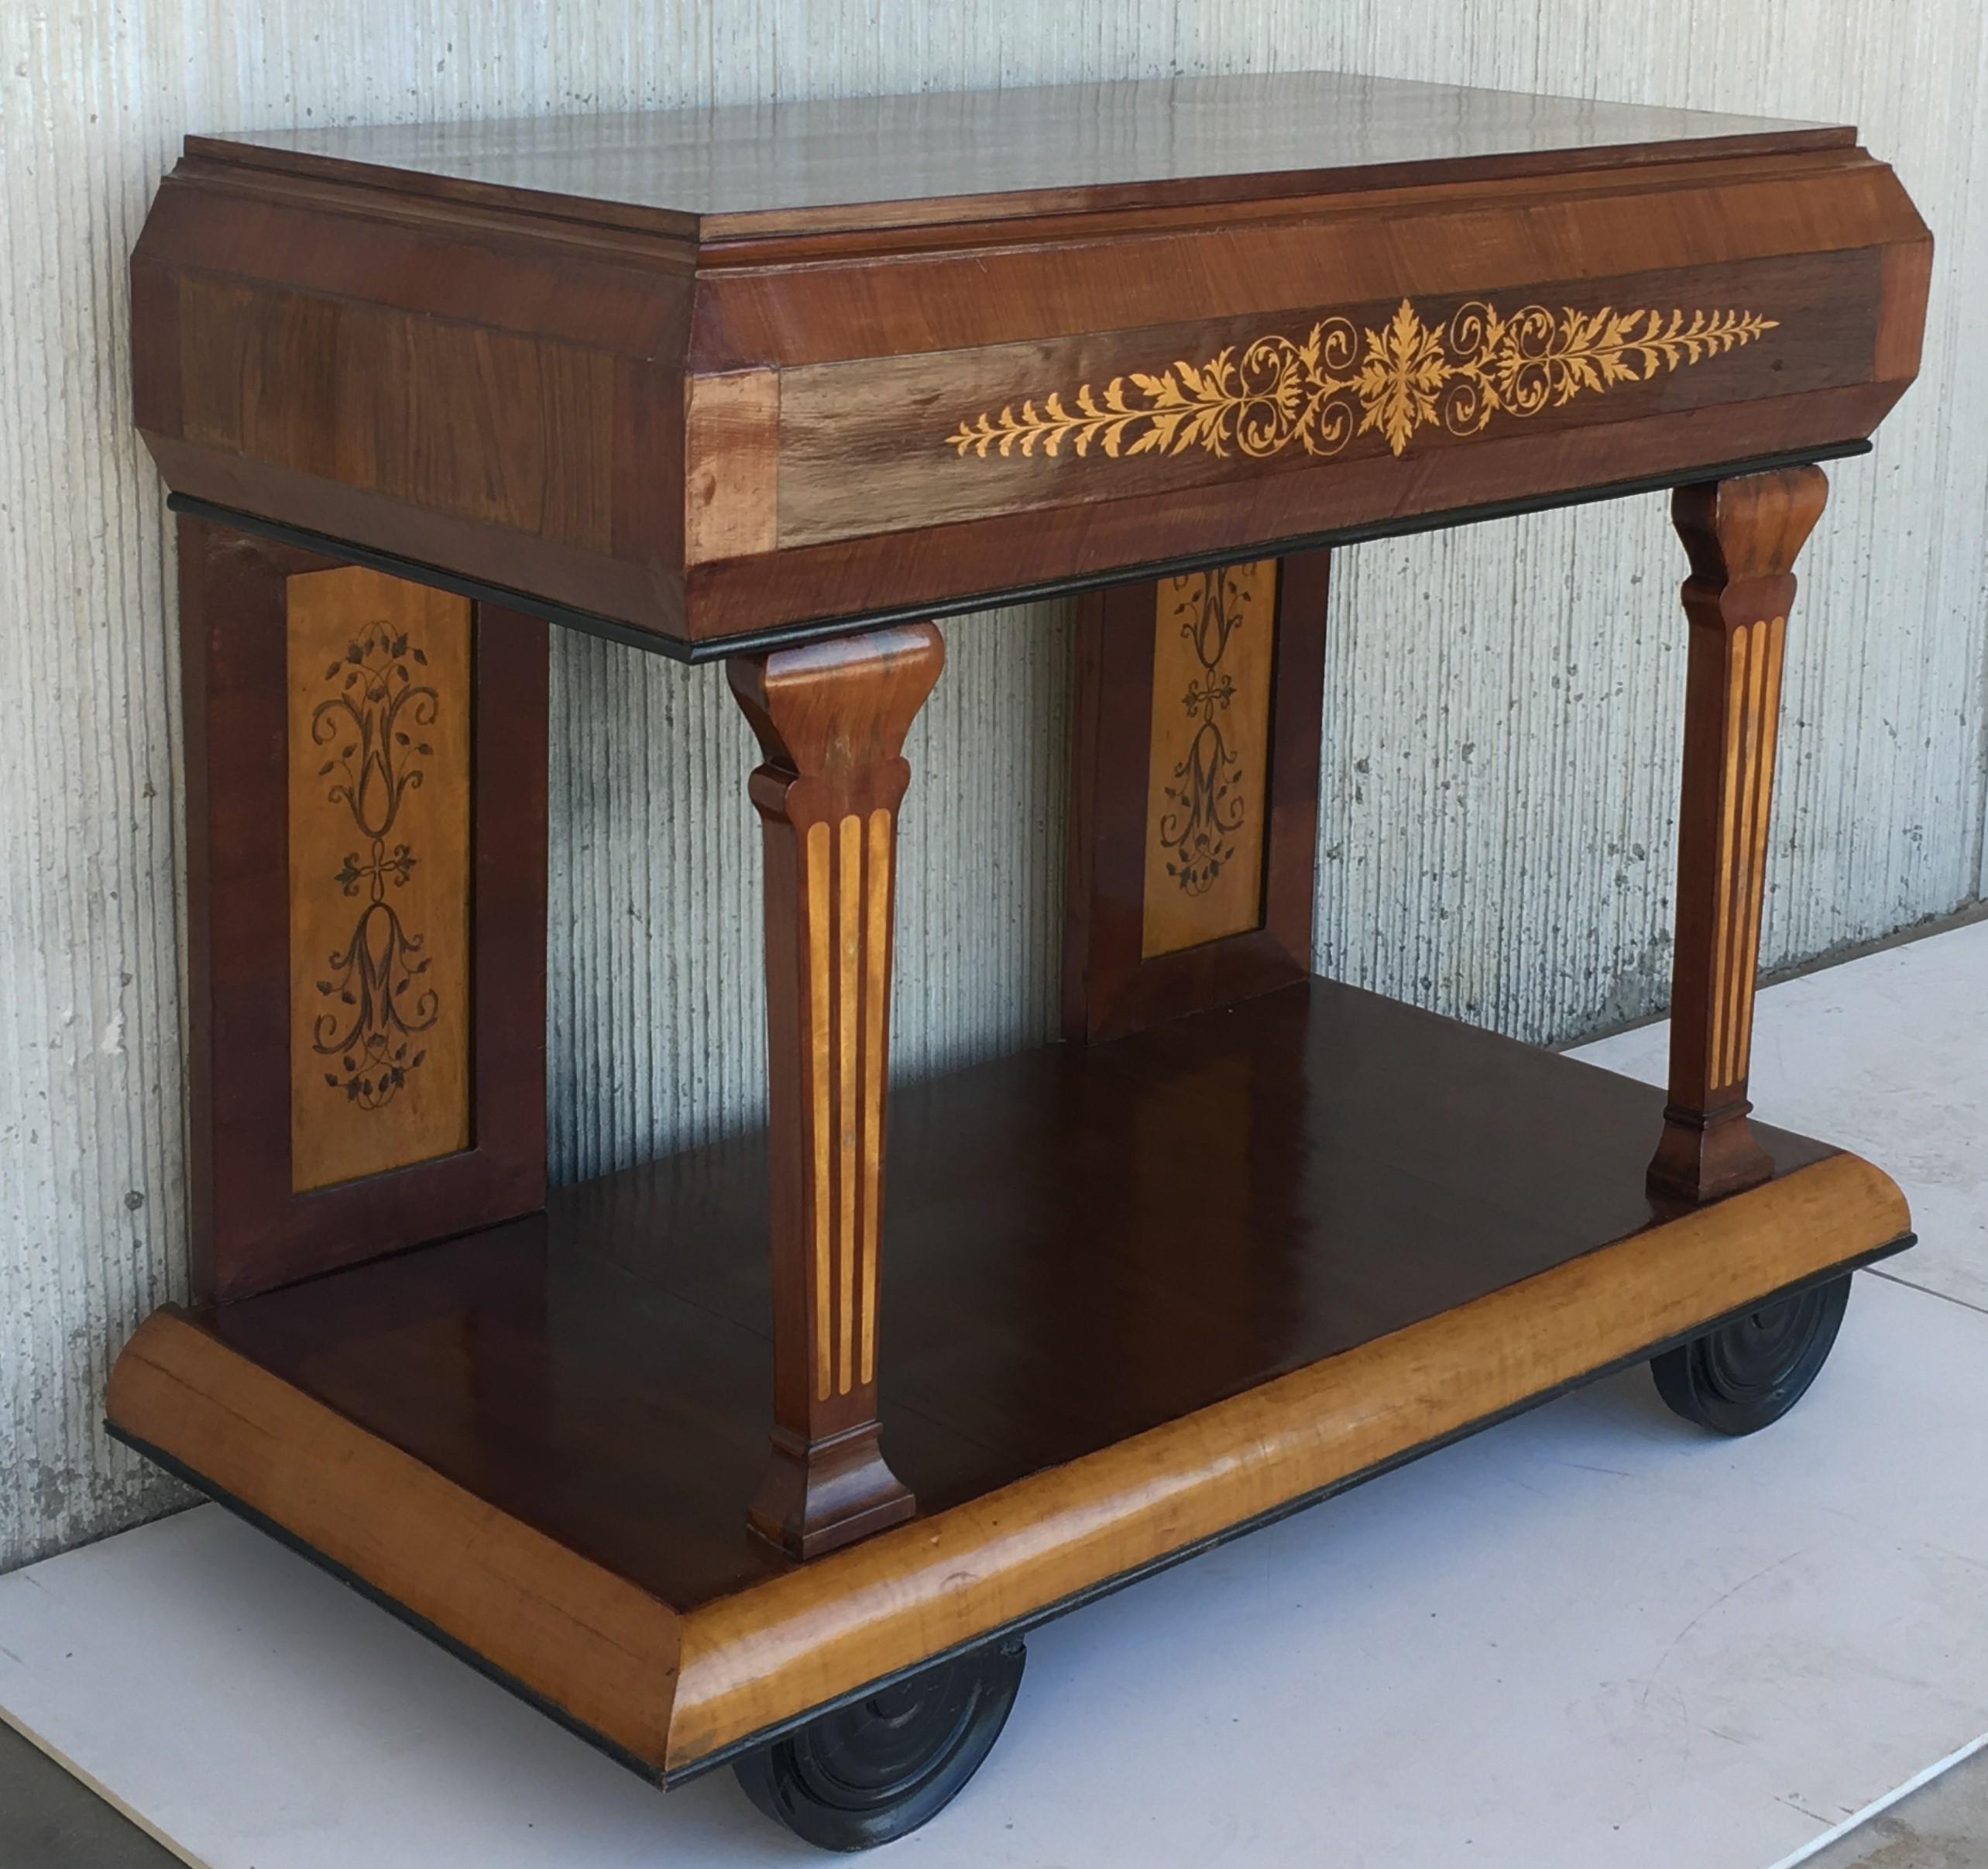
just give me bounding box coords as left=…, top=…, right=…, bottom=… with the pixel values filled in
left=184, top=72, right=1850, bottom=239
left=132, top=70, right=1929, bottom=651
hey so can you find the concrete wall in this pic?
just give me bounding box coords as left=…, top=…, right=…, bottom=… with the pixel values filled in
left=5, top=0, right=1984, bottom=1571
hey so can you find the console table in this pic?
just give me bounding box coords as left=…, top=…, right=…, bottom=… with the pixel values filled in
left=105, top=72, right=1929, bottom=1850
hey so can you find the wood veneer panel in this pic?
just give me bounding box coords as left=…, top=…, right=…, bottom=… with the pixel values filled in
left=772, top=250, right=1878, bottom=551
left=179, top=517, right=548, bottom=1300
left=106, top=1310, right=683, bottom=1770
left=1066, top=553, right=1327, bottom=1039
left=180, top=74, right=1852, bottom=239
left=1141, top=561, right=1279, bottom=958
left=179, top=276, right=617, bottom=551
left=285, top=568, right=472, bottom=1190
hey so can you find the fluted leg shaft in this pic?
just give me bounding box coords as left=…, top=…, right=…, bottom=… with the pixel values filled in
left=727, top=623, right=944, bottom=1558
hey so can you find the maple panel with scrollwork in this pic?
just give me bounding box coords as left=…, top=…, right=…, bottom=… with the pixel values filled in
left=1141, top=561, right=1279, bottom=960
left=286, top=567, right=472, bottom=1192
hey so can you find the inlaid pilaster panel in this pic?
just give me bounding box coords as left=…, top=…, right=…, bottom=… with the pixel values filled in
left=728, top=622, right=945, bottom=1560
left=285, top=568, right=472, bottom=1191
left=1141, top=560, right=1279, bottom=959
left=1065, top=551, right=1330, bottom=1042
left=1650, top=469, right=1824, bottom=1205
left=177, top=517, right=548, bottom=1303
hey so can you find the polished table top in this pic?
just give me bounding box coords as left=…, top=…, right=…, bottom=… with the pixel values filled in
left=187, top=71, right=1847, bottom=239
left=133, top=72, right=1927, bottom=654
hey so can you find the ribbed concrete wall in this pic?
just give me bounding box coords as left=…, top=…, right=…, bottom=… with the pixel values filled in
left=4, top=1, right=1983, bottom=1570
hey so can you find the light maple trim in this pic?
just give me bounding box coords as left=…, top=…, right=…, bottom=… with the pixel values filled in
left=1710, top=623, right=1748, bottom=1082
left=836, top=812, right=862, bottom=1397
left=1734, top=614, right=1787, bottom=1084
left=860, top=806, right=891, bottom=1389
left=805, top=819, right=833, bottom=1400
left=104, top=1154, right=1906, bottom=1781
left=105, top=1311, right=684, bottom=1771
left=668, top=1150, right=1904, bottom=1766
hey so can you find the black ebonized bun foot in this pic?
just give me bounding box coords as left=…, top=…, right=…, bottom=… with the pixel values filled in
left=733, top=1640, right=1026, bottom=1851
left=1650, top=1272, right=1852, bottom=1435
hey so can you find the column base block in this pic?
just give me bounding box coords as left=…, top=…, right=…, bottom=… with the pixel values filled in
left=749, top=1425, right=917, bottom=1561
left=1646, top=1101, right=1775, bottom=1204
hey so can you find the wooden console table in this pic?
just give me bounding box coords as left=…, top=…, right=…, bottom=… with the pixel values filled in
left=106, top=73, right=1930, bottom=1850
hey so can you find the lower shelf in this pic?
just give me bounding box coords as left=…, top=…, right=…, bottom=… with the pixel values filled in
left=106, top=978, right=1911, bottom=1780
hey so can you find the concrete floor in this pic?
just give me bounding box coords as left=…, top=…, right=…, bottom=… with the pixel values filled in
left=0, top=1719, right=178, bottom=1868
left=1801, top=1750, right=1988, bottom=1868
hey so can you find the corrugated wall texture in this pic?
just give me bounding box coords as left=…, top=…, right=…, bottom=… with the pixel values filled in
left=3, top=0, right=1985, bottom=1572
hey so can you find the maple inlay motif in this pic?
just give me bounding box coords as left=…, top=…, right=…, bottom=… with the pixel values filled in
left=1155, top=568, right=1258, bottom=896
left=948, top=298, right=1778, bottom=463
left=308, top=620, right=441, bottom=1110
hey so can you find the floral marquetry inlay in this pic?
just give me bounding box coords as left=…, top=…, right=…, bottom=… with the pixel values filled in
left=308, top=621, right=441, bottom=1109
left=947, top=300, right=1779, bottom=464
left=1141, top=560, right=1277, bottom=960
left=286, top=568, right=470, bottom=1194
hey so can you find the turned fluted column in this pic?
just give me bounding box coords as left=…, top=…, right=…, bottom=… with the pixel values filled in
left=1648, top=466, right=1826, bottom=1205
left=726, top=622, right=944, bottom=1558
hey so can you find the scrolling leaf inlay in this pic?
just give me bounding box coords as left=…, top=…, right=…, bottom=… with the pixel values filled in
left=948, top=299, right=1778, bottom=463
left=1156, top=567, right=1257, bottom=895
left=309, top=621, right=441, bottom=1110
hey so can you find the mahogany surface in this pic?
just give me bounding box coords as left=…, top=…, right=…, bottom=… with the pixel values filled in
left=726, top=624, right=945, bottom=1555
left=202, top=977, right=1837, bottom=1615
left=130, top=73, right=1930, bottom=651
left=1650, top=466, right=1828, bottom=1203
left=185, top=74, right=1849, bottom=237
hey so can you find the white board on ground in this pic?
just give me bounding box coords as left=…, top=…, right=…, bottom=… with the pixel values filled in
left=1576, top=916, right=1988, bottom=1314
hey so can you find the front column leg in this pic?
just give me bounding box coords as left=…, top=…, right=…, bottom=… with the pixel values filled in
left=727, top=623, right=944, bottom=1558
left=1648, top=466, right=1826, bottom=1204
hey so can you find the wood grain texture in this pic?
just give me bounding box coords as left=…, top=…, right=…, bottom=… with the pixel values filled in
left=105, top=1309, right=684, bottom=1771
left=177, top=273, right=620, bottom=552
left=1141, top=561, right=1278, bottom=958
left=128, top=88, right=1928, bottom=648
left=726, top=624, right=944, bottom=1557
left=682, top=369, right=779, bottom=565
left=100, top=1087, right=1906, bottom=1775
left=1650, top=468, right=1827, bottom=1204
left=665, top=1146, right=1904, bottom=1768
left=183, top=73, right=1854, bottom=239
left=1066, top=552, right=1328, bottom=1039
left=111, top=974, right=1869, bottom=1615
left=177, top=518, right=548, bottom=1302
left=774, top=250, right=1869, bottom=551
left=285, top=569, right=471, bottom=1190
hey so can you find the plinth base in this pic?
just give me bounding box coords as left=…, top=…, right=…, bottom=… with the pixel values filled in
left=106, top=980, right=1911, bottom=1780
